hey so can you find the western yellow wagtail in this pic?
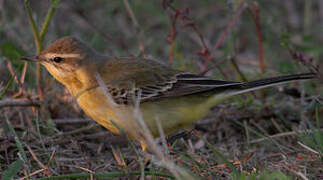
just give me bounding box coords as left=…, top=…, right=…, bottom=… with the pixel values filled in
left=21, top=37, right=317, bottom=150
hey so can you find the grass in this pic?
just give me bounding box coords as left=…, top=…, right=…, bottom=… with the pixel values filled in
left=0, top=0, right=322, bottom=179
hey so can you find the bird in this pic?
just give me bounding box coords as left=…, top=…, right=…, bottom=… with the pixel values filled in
left=21, top=36, right=317, bottom=150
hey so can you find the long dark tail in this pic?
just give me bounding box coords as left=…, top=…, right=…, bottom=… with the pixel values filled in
left=210, top=72, right=317, bottom=102
left=241, top=72, right=316, bottom=89
left=200, top=72, right=317, bottom=109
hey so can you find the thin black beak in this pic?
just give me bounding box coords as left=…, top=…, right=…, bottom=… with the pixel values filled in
left=20, top=55, right=43, bottom=62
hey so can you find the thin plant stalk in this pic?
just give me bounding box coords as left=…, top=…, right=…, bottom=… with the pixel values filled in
left=24, top=0, right=60, bottom=100
left=39, top=0, right=60, bottom=41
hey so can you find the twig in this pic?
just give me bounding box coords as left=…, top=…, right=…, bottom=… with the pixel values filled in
left=288, top=49, right=320, bottom=74
left=198, top=57, right=228, bottom=76
left=199, top=3, right=248, bottom=74
left=50, top=124, right=99, bottom=139
left=20, top=62, right=28, bottom=84
left=2, top=138, right=10, bottom=165
left=247, top=1, right=266, bottom=102
left=111, top=147, right=127, bottom=166
left=123, top=0, right=146, bottom=56
left=229, top=56, right=257, bottom=97
left=26, top=171, right=174, bottom=179
left=248, top=1, right=264, bottom=74
left=202, top=4, right=248, bottom=74
left=297, top=141, right=320, bottom=154
left=163, top=1, right=212, bottom=67
left=164, top=4, right=179, bottom=65
left=5, top=59, right=26, bottom=97
left=26, top=144, right=51, bottom=176
left=0, top=99, right=40, bottom=108
left=53, top=118, right=92, bottom=124
left=270, top=117, right=283, bottom=133
left=210, top=4, right=248, bottom=60
left=0, top=76, right=13, bottom=100
left=6, top=59, right=21, bottom=85
left=75, top=166, right=95, bottom=180
left=18, top=169, right=46, bottom=180
left=249, top=128, right=323, bottom=144
left=230, top=57, right=248, bottom=82
left=47, top=149, right=57, bottom=167
left=284, top=166, right=309, bottom=180
left=163, top=1, right=228, bottom=79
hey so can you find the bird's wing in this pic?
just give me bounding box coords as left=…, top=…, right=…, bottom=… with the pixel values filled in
left=146, top=72, right=243, bottom=100
left=98, top=58, right=242, bottom=105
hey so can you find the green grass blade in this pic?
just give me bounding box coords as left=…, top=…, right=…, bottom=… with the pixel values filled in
left=315, top=106, right=323, bottom=152
left=0, top=76, right=13, bottom=100
left=4, top=117, right=28, bottom=162
left=1, top=42, right=27, bottom=61
left=39, top=0, right=60, bottom=41
left=233, top=119, right=293, bottom=152
left=24, top=0, right=42, bottom=52
left=1, top=160, right=24, bottom=180
left=258, top=170, right=290, bottom=180
left=206, top=142, right=240, bottom=179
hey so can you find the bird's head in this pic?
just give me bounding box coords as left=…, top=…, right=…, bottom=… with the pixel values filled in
left=21, top=36, right=98, bottom=85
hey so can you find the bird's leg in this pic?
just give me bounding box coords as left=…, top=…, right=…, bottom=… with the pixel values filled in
left=140, top=140, right=147, bottom=151
left=166, top=128, right=194, bottom=145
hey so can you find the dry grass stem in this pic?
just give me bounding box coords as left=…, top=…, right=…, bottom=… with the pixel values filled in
left=0, top=99, right=40, bottom=108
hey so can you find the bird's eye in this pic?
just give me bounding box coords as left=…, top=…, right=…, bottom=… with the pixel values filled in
left=53, top=57, right=63, bottom=63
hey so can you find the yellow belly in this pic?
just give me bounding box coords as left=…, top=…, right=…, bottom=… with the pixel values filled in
left=76, top=87, right=211, bottom=139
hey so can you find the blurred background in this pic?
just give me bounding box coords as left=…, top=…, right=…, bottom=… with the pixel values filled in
left=0, top=0, right=322, bottom=179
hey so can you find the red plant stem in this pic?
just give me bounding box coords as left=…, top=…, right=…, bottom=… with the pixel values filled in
left=212, top=4, right=247, bottom=55
left=164, top=1, right=248, bottom=78
left=200, top=4, right=248, bottom=74
left=248, top=2, right=264, bottom=74
left=169, top=39, right=175, bottom=65
left=167, top=9, right=179, bottom=65
left=191, top=24, right=208, bottom=54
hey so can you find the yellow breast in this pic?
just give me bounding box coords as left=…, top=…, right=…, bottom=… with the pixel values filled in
left=76, top=87, right=121, bottom=134
left=76, top=87, right=211, bottom=140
